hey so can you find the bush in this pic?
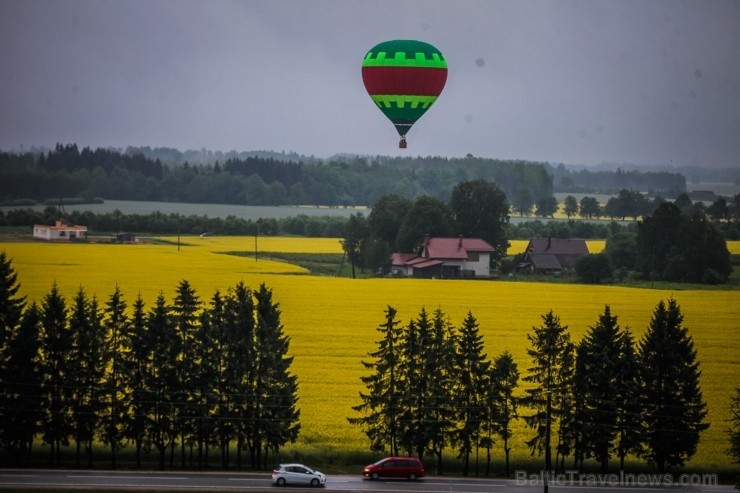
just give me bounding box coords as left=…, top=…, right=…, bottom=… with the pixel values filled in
left=499, top=257, right=516, bottom=275
left=575, top=253, right=612, bottom=284
left=702, top=268, right=726, bottom=285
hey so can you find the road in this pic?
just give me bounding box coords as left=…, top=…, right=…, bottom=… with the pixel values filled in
left=0, top=469, right=734, bottom=492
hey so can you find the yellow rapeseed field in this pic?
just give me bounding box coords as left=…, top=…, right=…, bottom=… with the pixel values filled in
left=2, top=237, right=739, bottom=470
left=509, top=239, right=606, bottom=255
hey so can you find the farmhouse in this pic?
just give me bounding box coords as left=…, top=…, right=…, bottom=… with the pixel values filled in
left=33, top=220, right=88, bottom=241
left=391, top=236, right=495, bottom=278
left=520, top=237, right=588, bottom=274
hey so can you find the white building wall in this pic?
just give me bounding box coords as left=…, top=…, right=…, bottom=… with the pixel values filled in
left=461, top=252, right=491, bottom=277
left=33, top=225, right=87, bottom=241
left=33, top=226, right=51, bottom=240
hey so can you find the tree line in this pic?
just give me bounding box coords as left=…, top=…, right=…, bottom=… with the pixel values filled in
left=0, top=253, right=299, bottom=469
left=549, top=164, right=687, bottom=196
left=576, top=200, right=734, bottom=285
left=349, top=300, right=708, bottom=476
left=1, top=143, right=554, bottom=207
left=563, top=189, right=740, bottom=224
left=341, top=182, right=734, bottom=284
left=0, top=206, right=349, bottom=238
left=2, top=143, right=697, bottom=210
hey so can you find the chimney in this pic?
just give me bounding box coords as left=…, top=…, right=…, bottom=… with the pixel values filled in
left=458, top=234, right=463, bottom=247
left=547, top=237, right=551, bottom=250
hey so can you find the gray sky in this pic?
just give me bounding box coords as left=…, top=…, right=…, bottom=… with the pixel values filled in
left=2, top=0, right=739, bottom=168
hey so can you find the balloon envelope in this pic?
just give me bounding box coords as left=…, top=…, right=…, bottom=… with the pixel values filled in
left=362, top=40, right=447, bottom=143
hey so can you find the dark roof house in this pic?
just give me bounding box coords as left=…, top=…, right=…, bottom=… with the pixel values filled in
left=521, top=238, right=589, bottom=274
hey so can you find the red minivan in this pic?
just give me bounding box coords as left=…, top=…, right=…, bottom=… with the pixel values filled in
left=363, top=457, right=425, bottom=480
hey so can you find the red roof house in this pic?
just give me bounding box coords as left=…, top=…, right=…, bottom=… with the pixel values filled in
left=391, top=236, right=495, bottom=278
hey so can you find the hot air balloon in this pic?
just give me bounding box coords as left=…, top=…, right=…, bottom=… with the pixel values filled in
left=362, top=39, right=447, bottom=148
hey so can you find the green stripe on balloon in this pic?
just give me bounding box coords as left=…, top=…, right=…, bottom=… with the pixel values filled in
left=370, top=95, right=438, bottom=109
left=362, top=51, right=447, bottom=68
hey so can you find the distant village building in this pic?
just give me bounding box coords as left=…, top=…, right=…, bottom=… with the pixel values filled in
left=33, top=220, right=88, bottom=241
left=688, top=190, right=716, bottom=202
left=390, top=236, right=495, bottom=278
left=520, top=237, right=589, bottom=274
left=114, top=232, right=137, bottom=243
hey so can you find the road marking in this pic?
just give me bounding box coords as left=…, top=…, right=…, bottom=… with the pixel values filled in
left=67, top=475, right=189, bottom=480
left=28, top=483, right=271, bottom=490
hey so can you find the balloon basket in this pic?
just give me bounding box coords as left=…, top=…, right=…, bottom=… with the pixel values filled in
left=399, top=137, right=407, bottom=149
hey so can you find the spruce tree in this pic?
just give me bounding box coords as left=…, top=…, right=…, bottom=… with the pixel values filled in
left=554, top=339, right=576, bottom=472
left=489, top=350, right=519, bottom=477
left=638, top=298, right=708, bottom=472
left=171, top=280, right=200, bottom=467
left=126, top=294, right=149, bottom=468
left=0, top=302, right=43, bottom=465
left=453, top=311, right=490, bottom=476
left=100, top=286, right=130, bottom=469
left=222, top=282, right=255, bottom=469
left=68, top=288, right=105, bottom=467
left=207, top=290, right=236, bottom=469
left=575, top=305, right=630, bottom=473
left=0, top=252, right=30, bottom=462
left=253, top=283, right=300, bottom=468
left=144, top=293, right=177, bottom=469
left=571, top=342, right=589, bottom=471
left=349, top=305, right=402, bottom=455
left=397, top=309, right=434, bottom=459
left=193, top=295, right=219, bottom=467
left=522, top=310, right=574, bottom=472
left=427, top=307, right=457, bottom=475
left=40, top=283, right=72, bottom=465
left=396, top=317, right=418, bottom=456
left=614, top=328, right=643, bottom=470
left=0, top=251, right=25, bottom=349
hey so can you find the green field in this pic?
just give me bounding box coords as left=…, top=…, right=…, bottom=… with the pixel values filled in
left=0, top=200, right=367, bottom=220
left=2, top=237, right=739, bottom=473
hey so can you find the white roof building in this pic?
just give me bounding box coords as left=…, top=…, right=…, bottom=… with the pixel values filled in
left=33, top=220, right=88, bottom=241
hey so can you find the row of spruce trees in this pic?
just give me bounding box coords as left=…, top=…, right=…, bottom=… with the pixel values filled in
left=0, top=253, right=299, bottom=470
left=349, top=301, right=707, bottom=476
left=0, top=250, right=712, bottom=475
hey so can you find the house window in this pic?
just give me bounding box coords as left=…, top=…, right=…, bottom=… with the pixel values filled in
left=467, top=251, right=479, bottom=261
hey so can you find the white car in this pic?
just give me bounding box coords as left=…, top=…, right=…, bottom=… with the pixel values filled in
left=272, top=463, right=326, bottom=487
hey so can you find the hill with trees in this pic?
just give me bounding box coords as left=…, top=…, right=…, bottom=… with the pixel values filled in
left=1, top=144, right=691, bottom=208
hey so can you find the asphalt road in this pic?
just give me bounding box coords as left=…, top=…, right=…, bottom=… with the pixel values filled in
left=0, top=469, right=735, bottom=492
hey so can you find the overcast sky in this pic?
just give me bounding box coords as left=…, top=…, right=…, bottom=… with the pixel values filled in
left=2, top=0, right=739, bottom=168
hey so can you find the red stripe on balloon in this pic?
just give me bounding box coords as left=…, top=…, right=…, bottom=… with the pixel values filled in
left=362, top=66, right=447, bottom=97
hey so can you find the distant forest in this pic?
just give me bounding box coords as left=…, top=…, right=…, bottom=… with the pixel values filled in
left=0, top=144, right=688, bottom=208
